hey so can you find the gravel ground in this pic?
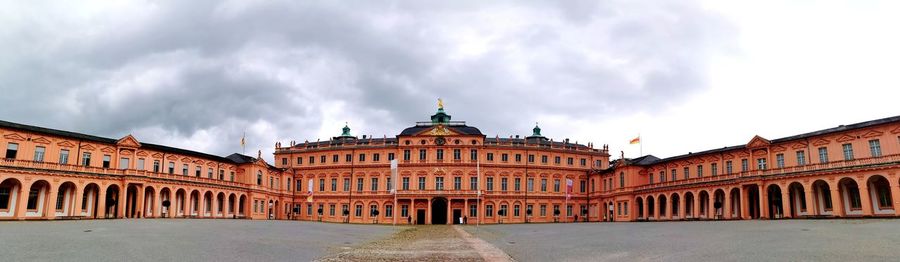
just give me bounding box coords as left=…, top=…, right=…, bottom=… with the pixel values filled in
left=462, top=219, right=900, bottom=262
left=0, top=219, right=399, bottom=262
left=317, top=225, right=485, bottom=262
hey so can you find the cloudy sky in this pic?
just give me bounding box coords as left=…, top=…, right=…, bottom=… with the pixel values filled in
left=1, top=0, right=897, bottom=162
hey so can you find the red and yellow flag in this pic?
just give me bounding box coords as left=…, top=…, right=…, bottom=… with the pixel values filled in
left=629, top=136, right=641, bottom=144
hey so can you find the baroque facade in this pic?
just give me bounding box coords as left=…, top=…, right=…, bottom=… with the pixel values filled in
left=1, top=104, right=898, bottom=224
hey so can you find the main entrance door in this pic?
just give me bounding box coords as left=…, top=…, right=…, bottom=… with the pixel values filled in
left=432, top=197, right=448, bottom=224
left=453, top=209, right=462, bottom=224
left=416, top=209, right=426, bottom=224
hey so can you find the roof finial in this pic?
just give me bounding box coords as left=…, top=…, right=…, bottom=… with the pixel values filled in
left=438, top=98, right=444, bottom=110
left=341, top=122, right=352, bottom=137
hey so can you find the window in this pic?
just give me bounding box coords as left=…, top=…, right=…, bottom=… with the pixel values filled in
left=436, top=149, right=444, bottom=160
left=329, top=204, right=336, bottom=216
left=711, top=163, right=718, bottom=176
left=471, top=149, right=478, bottom=161
left=59, top=149, right=69, bottom=165
left=102, top=155, right=111, bottom=168
left=819, top=147, right=829, bottom=163
left=371, top=178, right=378, bottom=191
left=370, top=205, right=378, bottom=217
left=501, top=154, right=509, bottom=162
left=683, top=167, right=689, bottom=179
left=0, top=187, right=10, bottom=210
left=435, top=177, right=444, bottom=190
left=182, top=164, right=188, bottom=176
left=257, top=171, right=262, bottom=185
left=387, top=177, right=392, bottom=191
left=869, top=139, right=882, bottom=157
left=595, top=160, right=602, bottom=167
left=355, top=205, right=363, bottom=217
left=726, top=161, right=733, bottom=174
left=619, top=173, right=625, bottom=188
left=357, top=178, right=364, bottom=192
left=230, top=171, right=235, bottom=181
left=454, top=177, right=461, bottom=190
left=167, top=162, right=174, bottom=174
left=567, top=157, right=574, bottom=165
left=776, top=154, right=785, bottom=168
left=385, top=205, right=393, bottom=217
left=553, top=156, right=559, bottom=164
left=697, top=165, right=703, bottom=178
left=486, top=205, right=494, bottom=217
left=282, top=158, right=287, bottom=165
left=842, top=143, right=854, bottom=160
left=33, top=146, right=45, bottom=162
left=501, top=178, right=508, bottom=191
left=388, top=153, right=395, bottom=160
left=419, top=149, right=427, bottom=160
left=359, top=153, right=366, bottom=162
left=119, top=158, right=129, bottom=170
left=487, top=177, right=494, bottom=191
left=297, top=157, right=302, bottom=165
left=317, top=179, right=325, bottom=191
left=500, top=205, right=508, bottom=217
left=581, top=158, right=586, bottom=166
left=487, top=153, right=494, bottom=161
left=514, top=205, right=520, bottom=217
left=344, top=178, right=350, bottom=191
left=567, top=205, right=573, bottom=217
left=670, top=169, right=675, bottom=181
left=453, top=149, right=461, bottom=160
left=470, top=204, right=477, bottom=217
left=540, top=205, right=547, bottom=216
left=136, top=158, right=145, bottom=170
left=403, top=150, right=410, bottom=161
left=757, top=158, right=767, bottom=170
left=740, top=159, right=748, bottom=172
left=401, top=205, right=409, bottom=217
left=796, top=151, right=806, bottom=165
left=649, top=173, right=654, bottom=184
left=527, top=178, right=534, bottom=191
left=309, top=156, right=315, bottom=164
left=374, top=153, right=381, bottom=162
left=5, top=143, right=17, bottom=159
left=26, top=187, right=39, bottom=210
left=320, top=155, right=326, bottom=163
left=541, top=179, right=547, bottom=192
left=219, top=170, right=224, bottom=180
left=515, top=178, right=521, bottom=191
left=542, top=155, right=549, bottom=164
left=470, top=177, right=478, bottom=190
left=554, top=179, right=560, bottom=192
left=402, top=177, right=410, bottom=190
left=418, top=177, right=426, bottom=190
left=515, top=154, right=521, bottom=162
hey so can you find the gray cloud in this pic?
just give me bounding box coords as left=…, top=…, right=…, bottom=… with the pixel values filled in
left=0, top=0, right=733, bottom=161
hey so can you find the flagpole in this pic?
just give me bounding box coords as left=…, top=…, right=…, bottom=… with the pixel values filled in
left=640, top=133, right=642, bottom=156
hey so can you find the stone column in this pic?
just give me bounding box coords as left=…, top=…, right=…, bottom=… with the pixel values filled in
left=830, top=188, right=844, bottom=217
left=781, top=191, right=792, bottom=218
left=464, top=199, right=469, bottom=223
left=708, top=194, right=715, bottom=219
left=679, top=195, right=686, bottom=219
left=760, top=184, right=769, bottom=219
left=46, top=189, right=58, bottom=220
left=741, top=187, right=750, bottom=219
left=892, top=183, right=900, bottom=216
left=136, top=186, right=144, bottom=218
left=805, top=187, right=816, bottom=216
left=426, top=199, right=432, bottom=224
left=72, top=187, right=82, bottom=217
left=97, top=187, right=107, bottom=219
left=117, top=185, right=126, bottom=218
left=183, top=194, right=190, bottom=218
left=859, top=182, right=874, bottom=216
left=14, top=183, right=31, bottom=219
left=447, top=198, right=452, bottom=225
left=693, top=193, right=701, bottom=219
left=724, top=190, right=732, bottom=219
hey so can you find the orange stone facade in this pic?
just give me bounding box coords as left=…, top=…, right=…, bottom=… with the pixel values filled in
left=2, top=107, right=899, bottom=224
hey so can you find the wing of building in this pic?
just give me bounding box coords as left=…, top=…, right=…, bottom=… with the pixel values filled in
left=2, top=107, right=899, bottom=224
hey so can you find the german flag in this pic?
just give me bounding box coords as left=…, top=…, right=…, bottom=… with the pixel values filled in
left=629, top=136, right=640, bottom=144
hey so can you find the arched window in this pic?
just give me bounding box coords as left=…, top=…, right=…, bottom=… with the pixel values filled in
left=257, top=171, right=263, bottom=185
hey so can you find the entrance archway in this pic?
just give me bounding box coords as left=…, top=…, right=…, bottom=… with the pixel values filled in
left=767, top=185, right=783, bottom=219
left=431, top=197, right=448, bottom=224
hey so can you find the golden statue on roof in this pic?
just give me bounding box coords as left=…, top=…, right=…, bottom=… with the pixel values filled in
left=438, top=98, right=444, bottom=109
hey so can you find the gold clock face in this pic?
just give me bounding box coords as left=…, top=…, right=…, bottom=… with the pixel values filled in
left=435, top=137, right=446, bottom=145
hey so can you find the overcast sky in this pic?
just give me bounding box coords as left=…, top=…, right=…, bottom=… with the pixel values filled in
left=1, top=0, right=897, bottom=162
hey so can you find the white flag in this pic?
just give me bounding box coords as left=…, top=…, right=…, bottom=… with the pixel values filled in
left=390, top=159, right=398, bottom=194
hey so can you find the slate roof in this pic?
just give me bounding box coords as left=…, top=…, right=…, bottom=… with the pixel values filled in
left=398, top=124, right=484, bottom=136
left=0, top=119, right=235, bottom=163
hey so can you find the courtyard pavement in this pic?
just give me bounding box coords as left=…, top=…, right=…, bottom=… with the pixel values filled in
left=462, top=219, right=900, bottom=262
left=3, top=219, right=900, bottom=261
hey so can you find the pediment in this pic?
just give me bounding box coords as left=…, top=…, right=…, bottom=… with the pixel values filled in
left=771, top=145, right=787, bottom=152
left=812, top=138, right=830, bottom=146
left=835, top=134, right=855, bottom=143
left=892, top=126, right=900, bottom=134
left=117, top=134, right=142, bottom=148
left=415, top=125, right=458, bottom=136
left=746, top=135, right=771, bottom=149
left=207, top=162, right=216, bottom=167
left=120, top=150, right=133, bottom=156
left=152, top=152, right=164, bottom=158
left=861, top=130, right=883, bottom=138
left=81, top=144, right=96, bottom=151
left=180, top=157, right=192, bottom=163
left=101, top=147, right=116, bottom=153
left=791, top=142, right=807, bottom=150
left=136, top=151, right=149, bottom=157
left=737, top=151, right=750, bottom=157
left=723, top=153, right=735, bottom=159
left=706, top=156, right=720, bottom=162
left=166, top=155, right=178, bottom=160
left=752, top=149, right=768, bottom=156
left=3, top=133, right=25, bottom=141
left=32, top=137, right=51, bottom=144
left=57, top=141, right=76, bottom=148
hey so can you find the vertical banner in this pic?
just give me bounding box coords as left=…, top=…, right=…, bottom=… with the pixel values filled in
left=390, top=159, right=398, bottom=194
left=307, top=178, right=314, bottom=203
left=566, top=178, right=573, bottom=201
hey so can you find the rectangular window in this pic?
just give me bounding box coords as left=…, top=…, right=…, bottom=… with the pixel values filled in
left=388, top=153, right=395, bottom=161
left=453, top=149, right=461, bottom=160
left=776, top=154, right=785, bottom=168
left=757, top=158, right=767, bottom=170
left=385, top=205, right=393, bottom=218
left=471, top=149, right=478, bottom=161
left=501, top=178, right=508, bottom=191
left=487, top=153, right=494, bottom=161
left=0, top=187, right=11, bottom=210
left=470, top=177, right=478, bottom=191
left=59, top=149, right=69, bottom=165
left=554, top=179, right=560, bottom=192
left=842, top=143, right=854, bottom=160
left=649, top=173, right=654, bottom=184
left=566, top=205, right=573, bottom=217
left=435, top=177, right=444, bottom=190
left=418, top=177, right=426, bottom=190
left=357, top=178, right=363, bottom=192
left=182, top=164, right=188, bottom=175
left=167, top=162, right=174, bottom=174
left=552, top=156, right=558, bottom=164
left=819, top=147, right=829, bottom=163
left=102, top=155, right=111, bottom=168
left=515, top=154, right=522, bottom=162
left=726, top=161, right=733, bottom=174
left=297, top=157, right=302, bottom=165
left=527, top=178, right=534, bottom=192
left=515, top=178, right=521, bottom=191
left=436, top=149, right=444, bottom=160
left=487, top=177, right=494, bottom=191
left=470, top=204, right=478, bottom=217
left=741, top=159, right=748, bottom=172
left=136, top=158, right=144, bottom=170
left=619, top=173, right=625, bottom=188
left=387, top=177, right=392, bottom=191
left=33, top=146, right=45, bottom=162
left=514, top=205, right=520, bottom=217
left=331, top=178, right=337, bottom=191
left=119, top=158, right=129, bottom=170
left=581, top=158, right=586, bottom=166
left=454, top=177, right=461, bottom=190
left=309, top=156, right=315, bottom=164
left=567, top=157, right=573, bottom=165
left=541, top=179, right=547, bottom=192
left=401, top=205, right=409, bottom=217
left=486, top=205, right=494, bottom=217
left=281, top=158, right=287, bottom=165
left=402, top=177, right=410, bottom=190
left=344, top=178, right=351, bottom=191
left=540, top=205, right=547, bottom=217
left=670, top=169, right=676, bottom=181
left=371, top=178, right=378, bottom=191
left=329, top=204, right=335, bottom=216
left=697, top=165, right=703, bottom=178
left=374, top=153, right=381, bottom=162
left=683, top=167, right=689, bottom=179
left=419, top=149, right=427, bottom=160
left=711, top=163, right=718, bottom=176
left=355, top=205, right=362, bottom=217
left=195, top=166, right=202, bottom=177
left=869, top=139, right=882, bottom=157
left=218, top=170, right=224, bottom=180
left=359, top=153, right=366, bottom=162
left=320, top=155, right=326, bottom=163
left=403, top=150, right=410, bottom=161
left=796, top=151, right=806, bottom=165
left=5, top=143, right=17, bottom=159
left=501, top=154, right=509, bottom=162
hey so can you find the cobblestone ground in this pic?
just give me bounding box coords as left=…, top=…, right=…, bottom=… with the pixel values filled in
left=317, top=225, right=506, bottom=262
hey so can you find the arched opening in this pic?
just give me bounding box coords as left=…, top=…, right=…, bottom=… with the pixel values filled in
left=203, top=191, right=213, bottom=217
left=714, top=189, right=726, bottom=219
left=635, top=197, right=644, bottom=219
left=143, top=186, right=156, bottom=218
left=189, top=190, right=200, bottom=216
left=646, top=196, right=655, bottom=220
left=431, top=197, right=448, bottom=224
left=839, top=178, right=862, bottom=216
left=273, top=200, right=279, bottom=219
left=125, top=184, right=139, bottom=218
left=788, top=182, right=807, bottom=217
left=56, top=182, right=78, bottom=217
left=238, top=195, right=247, bottom=217
left=868, top=175, right=893, bottom=214
left=658, top=195, right=668, bottom=219
left=684, top=192, right=695, bottom=219
left=160, top=188, right=172, bottom=218
left=671, top=194, right=680, bottom=219
left=81, top=183, right=100, bottom=218
left=105, top=184, right=121, bottom=219
left=729, top=188, right=742, bottom=218
left=25, top=180, right=51, bottom=218
left=812, top=180, right=833, bottom=216
left=698, top=191, right=709, bottom=219
left=228, top=194, right=236, bottom=216
left=217, top=192, right=225, bottom=217
left=746, top=185, right=761, bottom=219
left=0, top=178, right=23, bottom=218
left=767, top=185, right=783, bottom=219
left=175, top=189, right=187, bottom=217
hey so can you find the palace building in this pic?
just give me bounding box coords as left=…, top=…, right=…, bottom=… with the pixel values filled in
left=1, top=102, right=899, bottom=224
